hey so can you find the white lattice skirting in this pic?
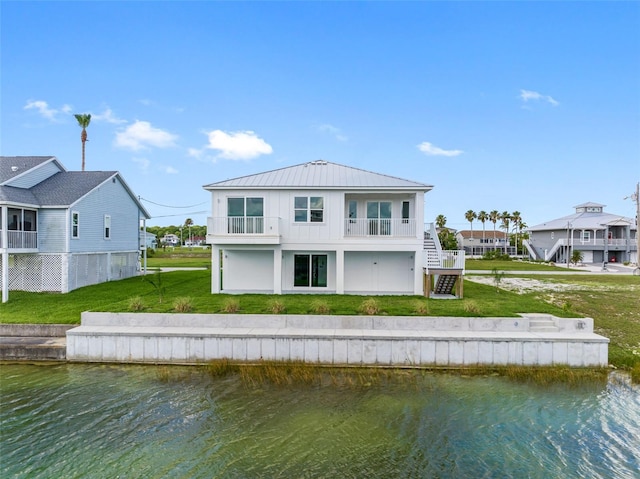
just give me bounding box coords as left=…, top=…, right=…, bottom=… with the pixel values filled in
left=0, top=252, right=139, bottom=293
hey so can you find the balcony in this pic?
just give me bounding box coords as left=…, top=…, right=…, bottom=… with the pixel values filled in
left=0, top=230, right=38, bottom=250
left=344, top=218, right=416, bottom=238
left=206, top=217, right=281, bottom=245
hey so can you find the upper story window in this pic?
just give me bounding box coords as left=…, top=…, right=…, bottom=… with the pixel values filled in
left=104, top=215, right=111, bottom=239
left=582, top=230, right=591, bottom=242
left=72, top=212, right=80, bottom=238
left=295, top=196, right=324, bottom=223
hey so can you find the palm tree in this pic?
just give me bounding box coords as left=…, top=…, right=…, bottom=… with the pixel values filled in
left=489, top=210, right=499, bottom=249
left=511, top=211, right=522, bottom=256
left=74, top=114, right=92, bottom=171
left=435, top=214, right=447, bottom=229
left=500, top=211, right=511, bottom=254
left=477, top=210, right=488, bottom=254
left=184, top=218, right=194, bottom=246
left=464, top=210, right=477, bottom=238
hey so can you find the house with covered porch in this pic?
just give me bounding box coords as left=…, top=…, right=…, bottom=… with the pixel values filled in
left=0, top=156, right=150, bottom=302
left=204, top=160, right=464, bottom=296
left=524, top=202, right=637, bottom=265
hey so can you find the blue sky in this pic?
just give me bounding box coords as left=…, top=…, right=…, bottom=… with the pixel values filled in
left=2, top=1, right=639, bottom=229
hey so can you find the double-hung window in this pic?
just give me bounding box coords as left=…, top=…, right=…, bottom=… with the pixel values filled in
left=72, top=212, right=80, bottom=238
left=294, top=196, right=324, bottom=223
left=104, top=215, right=111, bottom=239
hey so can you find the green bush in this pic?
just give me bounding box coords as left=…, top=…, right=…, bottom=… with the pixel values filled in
left=310, top=299, right=331, bottom=314
left=128, top=296, right=145, bottom=312
left=173, top=297, right=193, bottom=313
left=483, top=250, right=512, bottom=261
left=359, top=298, right=381, bottom=315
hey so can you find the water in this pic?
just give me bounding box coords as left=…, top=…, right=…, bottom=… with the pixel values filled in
left=1, top=364, right=639, bottom=479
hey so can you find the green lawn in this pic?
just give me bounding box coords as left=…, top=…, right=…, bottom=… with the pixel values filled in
left=465, top=259, right=582, bottom=272
left=1, top=269, right=638, bottom=370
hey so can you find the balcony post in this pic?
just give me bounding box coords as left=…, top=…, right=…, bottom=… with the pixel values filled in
left=2, top=205, right=8, bottom=303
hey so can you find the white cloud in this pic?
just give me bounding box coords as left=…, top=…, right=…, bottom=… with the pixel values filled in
left=519, top=89, right=559, bottom=107
left=24, top=100, right=71, bottom=121
left=318, top=124, right=348, bottom=142
left=162, top=165, right=178, bottom=174
left=205, top=130, right=273, bottom=160
left=417, top=142, right=463, bottom=157
left=114, top=120, right=178, bottom=151
left=93, top=107, right=127, bottom=124
left=132, top=157, right=150, bottom=172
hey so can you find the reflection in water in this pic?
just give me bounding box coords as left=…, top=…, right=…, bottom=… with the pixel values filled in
left=1, top=364, right=639, bottom=478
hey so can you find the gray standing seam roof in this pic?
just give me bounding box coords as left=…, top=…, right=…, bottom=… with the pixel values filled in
left=204, top=160, right=433, bottom=190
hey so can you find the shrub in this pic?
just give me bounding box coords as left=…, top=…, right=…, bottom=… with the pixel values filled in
left=128, top=296, right=145, bottom=312
left=412, top=299, right=429, bottom=315
left=463, top=300, right=481, bottom=315
left=359, top=298, right=381, bottom=315
left=268, top=299, right=286, bottom=314
left=310, top=299, right=331, bottom=315
left=483, top=250, right=511, bottom=261
left=491, top=268, right=505, bottom=291
left=173, top=297, right=193, bottom=313
left=221, top=297, right=240, bottom=313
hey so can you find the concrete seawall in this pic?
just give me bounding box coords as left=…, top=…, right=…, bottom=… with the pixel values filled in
left=67, top=313, right=609, bottom=367
left=0, top=324, right=73, bottom=361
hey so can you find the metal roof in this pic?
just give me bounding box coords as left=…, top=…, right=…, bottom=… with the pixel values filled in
left=203, top=160, right=433, bottom=191
left=528, top=210, right=635, bottom=231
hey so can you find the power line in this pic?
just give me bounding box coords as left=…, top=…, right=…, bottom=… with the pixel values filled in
left=139, top=197, right=208, bottom=209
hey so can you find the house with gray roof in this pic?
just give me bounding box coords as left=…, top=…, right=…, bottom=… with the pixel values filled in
left=524, top=202, right=637, bottom=265
left=1, top=156, right=150, bottom=302
left=203, top=160, right=464, bottom=296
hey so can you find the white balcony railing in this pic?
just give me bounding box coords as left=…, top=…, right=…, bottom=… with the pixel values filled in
left=207, top=217, right=280, bottom=236
left=0, top=230, right=38, bottom=249
left=344, top=218, right=416, bottom=237
left=425, top=250, right=465, bottom=270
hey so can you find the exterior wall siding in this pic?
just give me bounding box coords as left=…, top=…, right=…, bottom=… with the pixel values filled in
left=37, top=209, right=67, bottom=253
left=69, top=177, right=141, bottom=253
left=6, top=161, right=62, bottom=189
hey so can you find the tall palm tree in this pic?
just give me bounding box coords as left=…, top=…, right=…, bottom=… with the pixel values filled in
left=435, top=214, right=447, bottom=229
left=74, top=114, right=92, bottom=171
left=489, top=210, right=499, bottom=249
left=500, top=211, right=511, bottom=254
left=184, top=218, right=194, bottom=246
left=464, top=210, right=477, bottom=238
left=511, top=211, right=522, bottom=256
left=477, top=210, right=488, bottom=254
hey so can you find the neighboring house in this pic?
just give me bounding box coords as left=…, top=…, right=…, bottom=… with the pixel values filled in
left=161, top=233, right=180, bottom=246
left=0, top=156, right=150, bottom=302
left=456, top=230, right=513, bottom=256
left=525, top=202, right=637, bottom=264
left=204, top=160, right=464, bottom=296
left=141, top=231, right=157, bottom=250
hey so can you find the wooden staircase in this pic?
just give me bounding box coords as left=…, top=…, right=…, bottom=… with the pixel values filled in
left=434, top=274, right=458, bottom=295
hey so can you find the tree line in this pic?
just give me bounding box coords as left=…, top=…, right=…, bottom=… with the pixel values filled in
left=143, top=218, right=206, bottom=246
left=435, top=210, right=529, bottom=254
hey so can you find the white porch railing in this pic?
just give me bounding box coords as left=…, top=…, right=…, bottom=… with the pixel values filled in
left=207, top=217, right=280, bottom=236
left=425, top=250, right=465, bottom=270
left=344, top=218, right=416, bottom=237
left=0, top=230, right=38, bottom=249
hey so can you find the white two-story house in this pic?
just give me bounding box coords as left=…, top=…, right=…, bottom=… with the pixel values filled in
left=0, top=156, right=150, bottom=302
left=204, top=160, right=464, bottom=296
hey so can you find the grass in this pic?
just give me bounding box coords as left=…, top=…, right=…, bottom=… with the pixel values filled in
left=0, top=270, right=577, bottom=324
left=1, top=267, right=638, bottom=372
left=143, top=247, right=210, bottom=268
left=465, top=259, right=583, bottom=272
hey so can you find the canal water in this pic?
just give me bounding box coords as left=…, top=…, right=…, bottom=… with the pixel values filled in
left=1, top=363, right=639, bottom=478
